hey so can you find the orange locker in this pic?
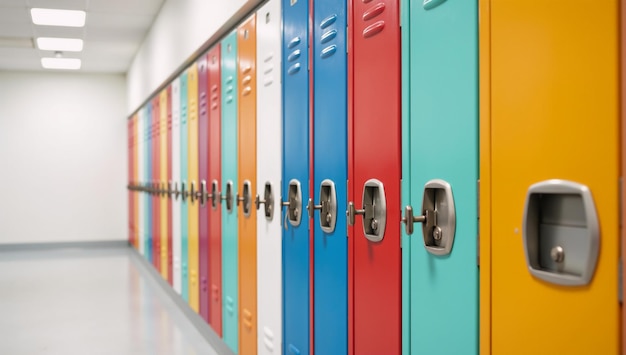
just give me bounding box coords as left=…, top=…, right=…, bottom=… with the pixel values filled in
left=237, top=15, right=257, bottom=355
left=480, top=1, right=621, bottom=354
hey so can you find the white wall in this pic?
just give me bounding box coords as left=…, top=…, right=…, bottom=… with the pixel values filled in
left=126, top=0, right=262, bottom=114
left=0, top=71, right=127, bottom=244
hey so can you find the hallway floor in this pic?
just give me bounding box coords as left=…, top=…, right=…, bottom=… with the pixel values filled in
left=0, top=246, right=218, bottom=355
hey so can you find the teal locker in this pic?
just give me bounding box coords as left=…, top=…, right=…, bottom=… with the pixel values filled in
left=401, top=0, right=479, bottom=354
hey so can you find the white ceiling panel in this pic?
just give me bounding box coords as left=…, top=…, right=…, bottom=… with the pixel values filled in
left=0, top=0, right=164, bottom=73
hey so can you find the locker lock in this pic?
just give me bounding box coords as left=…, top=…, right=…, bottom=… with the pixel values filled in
left=181, top=181, right=188, bottom=202
left=255, top=182, right=274, bottom=221
left=159, top=182, right=166, bottom=197
left=222, top=180, right=234, bottom=213
left=237, top=180, right=252, bottom=217
left=281, top=179, right=302, bottom=229
left=167, top=181, right=173, bottom=199
left=210, top=180, right=219, bottom=209
left=307, top=179, right=337, bottom=233
left=402, top=179, right=456, bottom=256
left=347, top=179, right=386, bottom=242
left=189, top=181, right=197, bottom=204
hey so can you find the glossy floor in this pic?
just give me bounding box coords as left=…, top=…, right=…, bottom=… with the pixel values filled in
left=0, top=246, right=218, bottom=355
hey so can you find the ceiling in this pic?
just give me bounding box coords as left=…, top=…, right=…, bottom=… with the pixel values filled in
left=0, top=0, right=165, bottom=73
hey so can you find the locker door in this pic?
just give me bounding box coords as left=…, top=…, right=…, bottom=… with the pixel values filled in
left=134, top=114, right=139, bottom=249
left=146, top=103, right=153, bottom=262
left=188, top=63, right=200, bottom=312
left=481, top=1, right=620, bottom=354
left=622, top=0, right=626, bottom=351
left=401, top=1, right=478, bottom=354
left=172, top=78, right=183, bottom=295
left=180, top=72, right=190, bottom=302
left=282, top=0, right=310, bottom=354
left=153, top=97, right=161, bottom=270
left=208, top=44, right=223, bottom=336
left=166, top=85, right=174, bottom=285
left=138, top=110, right=145, bottom=255
left=348, top=0, right=401, bottom=354
left=312, top=0, right=347, bottom=352
left=160, top=89, right=169, bottom=280
left=198, top=54, right=210, bottom=322
left=237, top=15, right=258, bottom=355
left=221, top=31, right=239, bottom=353
left=255, top=1, right=282, bottom=354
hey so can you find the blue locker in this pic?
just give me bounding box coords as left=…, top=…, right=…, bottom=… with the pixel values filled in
left=282, top=0, right=310, bottom=354
left=312, top=0, right=347, bottom=353
left=180, top=72, right=190, bottom=302
left=221, top=31, right=239, bottom=353
left=145, top=104, right=152, bottom=262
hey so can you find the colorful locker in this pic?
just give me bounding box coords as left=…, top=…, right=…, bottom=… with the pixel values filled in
left=133, top=114, right=139, bottom=249
left=479, top=1, right=620, bottom=354
left=145, top=103, right=153, bottom=262
left=282, top=0, right=310, bottom=353
left=152, top=97, right=161, bottom=270
left=237, top=15, right=258, bottom=355
left=166, top=85, right=174, bottom=285
left=160, top=89, right=169, bottom=280
left=311, top=0, right=348, bottom=352
left=172, top=78, right=183, bottom=295
left=208, top=44, right=223, bottom=336
left=128, top=116, right=135, bottom=247
left=221, top=31, right=239, bottom=353
left=401, top=0, right=478, bottom=354
left=622, top=1, right=626, bottom=352
left=255, top=0, right=282, bottom=353
left=188, top=63, right=201, bottom=312
left=137, top=110, right=144, bottom=255
left=347, top=0, right=401, bottom=353
left=198, top=53, right=211, bottom=322
left=180, top=72, right=190, bottom=302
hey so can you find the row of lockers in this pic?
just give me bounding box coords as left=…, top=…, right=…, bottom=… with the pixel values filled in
left=127, top=0, right=626, bottom=354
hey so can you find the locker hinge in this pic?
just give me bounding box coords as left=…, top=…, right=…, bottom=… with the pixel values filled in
left=477, top=179, right=480, bottom=267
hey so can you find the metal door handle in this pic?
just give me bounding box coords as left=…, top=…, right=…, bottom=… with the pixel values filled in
left=306, top=198, right=322, bottom=219
left=189, top=181, right=197, bottom=204
left=181, top=182, right=188, bottom=202
left=346, top=202, right=365, bottom=226
left=199, top=180, right=207, bottom=206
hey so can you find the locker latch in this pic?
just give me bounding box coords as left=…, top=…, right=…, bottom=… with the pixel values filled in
left=347, top=179, right=386, bottom=242
left=210, top=180, right=219, bottom=209
left=172, top=181, right=180, bottom=200
left=307, top=179, right=337, bottom=233
left=522, top=179, right=599, bottom=286
left=189, top=181, right=197, bottom=204
left=281, top=179, right=302, bottom=228
left=402, top=179, right=456, bottom=256
left=181, top=181, right=188, bottom=202
left=198, top=180, right=208, bottom=206
left=237, top=180, right=252, bottom=217
left=222, top=181, right=234, bottom=213
left=167, top=181, right=173, bottom=199
left=255, top=182, right=274, bottom=221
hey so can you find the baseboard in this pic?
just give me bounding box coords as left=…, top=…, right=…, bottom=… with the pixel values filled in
left=128, top=246, right=235, bottom=355
left=0, top=240, right=128, bottom=252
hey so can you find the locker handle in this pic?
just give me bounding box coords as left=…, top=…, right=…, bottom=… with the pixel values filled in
left=167, top=181, right=173, bottom=199
left=210, top=180, right=219, bottom=209
left=310, top=180, right=338, bottom=233
left=346, top=179, right=386, bottom=242
left=307, top=199, right=322, bottom=219
left=237, top=180, right=252, bottom=217
left=402, top=179, right=456, bottom=256
left=255, top=182, right=274, bottom=221
left=222, top=181, right=235, bottom=213
left=189, top=181, right=197, bottom=204
left=199, top=180, right=207, bottom=207
left=181, top=181, right=188, bottom=202
left=172, top=182, right=180, bottom=200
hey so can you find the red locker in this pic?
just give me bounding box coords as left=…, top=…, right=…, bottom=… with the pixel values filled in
left=348, top=0, right=401, bottom=354
left=198, top=54, right=210, bottom=322
left=167, top=85, right=174, bottom=285
left=208, top=44, right=223, bottom=335
left=152, top=97, right=161, bottom=271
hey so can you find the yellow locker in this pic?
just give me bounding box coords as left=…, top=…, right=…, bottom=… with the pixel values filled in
left=480, top=1, right=620, bottom=354
left=187, top=63, right=200, bottom=312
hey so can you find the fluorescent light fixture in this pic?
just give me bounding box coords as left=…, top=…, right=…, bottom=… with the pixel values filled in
left=31, top=8, right=86, bottom=27
left=41, top=57, right=81, bottom=70
left=37, top=37, right=83, bottom=52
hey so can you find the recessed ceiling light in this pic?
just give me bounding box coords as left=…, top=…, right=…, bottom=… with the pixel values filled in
left=41, top=57, right=81, bottom=70
left=31, top=8, right=86, bottom=27
left=37, top=37, right=83, bottom=52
